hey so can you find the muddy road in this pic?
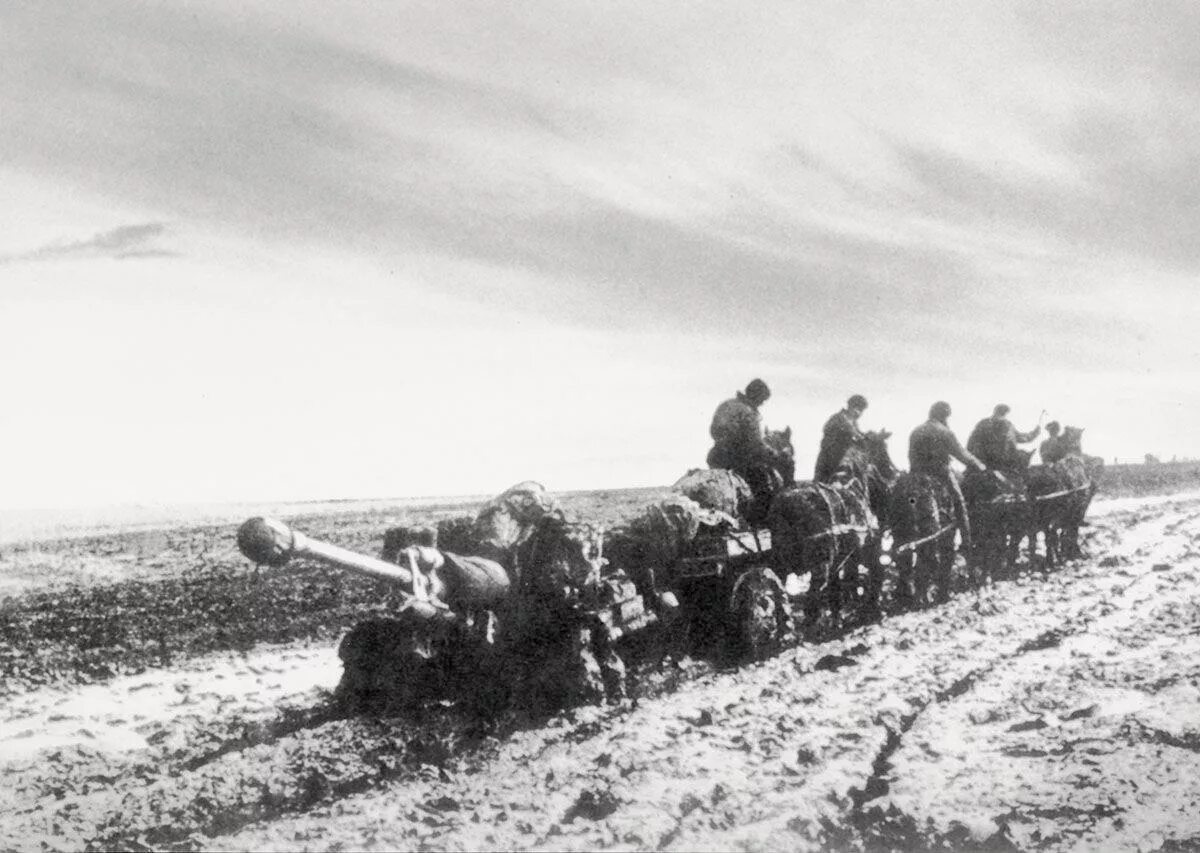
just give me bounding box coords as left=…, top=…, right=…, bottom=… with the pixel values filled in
left=2, top=490, right=1199, bottom=852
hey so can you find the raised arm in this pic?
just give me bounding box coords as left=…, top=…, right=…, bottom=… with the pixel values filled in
left=947, top=427, right=986, bottom=471
left=1014, top=424, right=1042, bottom=443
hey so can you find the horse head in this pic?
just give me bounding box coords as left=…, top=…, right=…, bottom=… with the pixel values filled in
left=1062, top=426, right=1085, bottom=455
left=765, top=426, right=796, bottom=487
left=832, top=429, right=898, bottom=524
left=861, top=429, right=900, bottom=483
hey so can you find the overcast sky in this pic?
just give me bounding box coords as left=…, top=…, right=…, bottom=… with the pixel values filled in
left=2, top=1, right=1198, bottom=508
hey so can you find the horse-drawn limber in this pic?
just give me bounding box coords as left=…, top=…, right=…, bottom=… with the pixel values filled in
left=233, top=426, right=1100, bottom=718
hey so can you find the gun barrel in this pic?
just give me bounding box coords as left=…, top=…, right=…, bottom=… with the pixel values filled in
left=237, top=517, right=415, bottom=587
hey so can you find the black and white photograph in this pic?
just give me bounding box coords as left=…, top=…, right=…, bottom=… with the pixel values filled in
left=2, top=2, right=1199, bottom=850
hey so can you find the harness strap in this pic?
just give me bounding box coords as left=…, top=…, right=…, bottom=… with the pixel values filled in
left=1032, top=484, right=1091, bottom=502
left=894, top=522, right=956, bottom=554
left=804, top=522, right=870, bottom=540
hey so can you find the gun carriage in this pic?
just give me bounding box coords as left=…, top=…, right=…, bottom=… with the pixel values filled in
left=234, top=485, right=795, bottom=716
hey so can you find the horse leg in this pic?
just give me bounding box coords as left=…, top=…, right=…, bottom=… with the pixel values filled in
left=971, top=528, right=993, bottom=588
left=915, top=543, right=935, bottom=607
left=1004, top=527, right=1020, bottom=577
left=1045, top=522, right=1059, bottom=569
left=1028, top=515, right=1042, bottom=568
left=975, top=535, right=992, bottom=588
left=1062, top=510, right=1082, bottom=559
left=860, top=537, right=883, bottom=622
left=825, top=544, right=845, bottom=633
left=801, top=543, right=825, bottom=638
left=894, top=548, right=914, bottom=610
left=1005, top=509, right=1026, bottom=576
left=935, top=539, right=955, bottom=604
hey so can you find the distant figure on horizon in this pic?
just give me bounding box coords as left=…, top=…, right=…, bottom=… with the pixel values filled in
left=814, top=394, right=868, bottom=483
left=909, top=401, right=985, bottom=546
left=966, top=404, right=1043, bottom=473
left=707, top=378, right=786, bottom=512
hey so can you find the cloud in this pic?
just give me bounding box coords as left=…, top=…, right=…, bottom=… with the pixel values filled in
left=0, top=223, right=176, bottom=265
left=0, top=2, right=580, bottom=255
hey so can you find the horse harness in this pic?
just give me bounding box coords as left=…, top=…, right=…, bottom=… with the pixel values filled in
left=893, top=522, right=957, bottom=555
left=801, top=481, right=871, bottom=542
left=979, top=482, right=1091, bottom=506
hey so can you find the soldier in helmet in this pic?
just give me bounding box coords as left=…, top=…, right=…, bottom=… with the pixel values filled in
left=815, top=394, right=869, bottom=483
left=707, top=378, right=785, bottom=514
left=909, top=401, right=986, bottom=546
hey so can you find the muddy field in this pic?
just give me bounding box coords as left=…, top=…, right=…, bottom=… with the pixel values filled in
left=2, top=477, right=1199, bottom=852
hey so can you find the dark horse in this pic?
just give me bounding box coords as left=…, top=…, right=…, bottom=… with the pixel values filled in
left=963, top=426, right=1100, bottom=571
left=962, top=449, right=1034, bottom=581
left=888, top=470, right=960, bottom=608
left=1024, top=426, right=1100, bottom=565
left=768, top=430, right=898, bottom=634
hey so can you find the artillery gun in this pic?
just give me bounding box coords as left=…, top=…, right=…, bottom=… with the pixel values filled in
left=233, top=470, right=802, bottom=718
left=236, top=511, right=657, bottom=717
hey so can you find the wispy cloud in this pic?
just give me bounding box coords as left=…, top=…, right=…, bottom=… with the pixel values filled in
left=0, top=223, right=175, bottom=265
left=5, top=0, right=1200, bottom=504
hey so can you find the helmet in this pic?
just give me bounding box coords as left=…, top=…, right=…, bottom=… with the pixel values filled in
left=847, top=394, right=868, bottom=411
left=929, top=401, right=952, bottom=421
left=993, top=403, right=1011, bottom=417
left=744, top=378, right=771, bottom=404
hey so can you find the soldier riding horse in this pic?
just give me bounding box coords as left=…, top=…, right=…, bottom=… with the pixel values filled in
left=963, top=424, right=1101, bottom=571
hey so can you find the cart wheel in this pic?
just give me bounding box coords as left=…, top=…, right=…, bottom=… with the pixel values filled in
left=731, top=567, right=794, bottom=660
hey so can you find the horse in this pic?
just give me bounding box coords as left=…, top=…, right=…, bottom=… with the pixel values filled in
left=764, top=427, right=797, bottom=489
left=961, top=467, right=1029, bottom=582
left=1017, top=426, right=1097, bottom=568
left=1043, top=426, right=1102, bottom=561
left=768, top=430, right=897, bottom=635
left=887, top=471, right=960, bottom=609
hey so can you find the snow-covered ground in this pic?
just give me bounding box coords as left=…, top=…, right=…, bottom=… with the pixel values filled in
left=1, top=492, right=1198, bottom=851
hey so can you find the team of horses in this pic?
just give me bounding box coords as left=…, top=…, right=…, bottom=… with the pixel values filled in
left=742, top=425, right=1103, bottom=636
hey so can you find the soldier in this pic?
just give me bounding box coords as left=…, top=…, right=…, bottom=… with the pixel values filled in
left=1040, top=421, right=1068, bottom=464
left=814, top=394, right=868, bottom=483
left=966, top=404, right=1042, bottom=473
left=707, top=378, right=785, bottom=514
left=909, top=401, right=986, bottom=546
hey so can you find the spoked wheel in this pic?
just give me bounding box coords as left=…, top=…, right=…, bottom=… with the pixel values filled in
left=731, top=567, right=794, bottom=661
